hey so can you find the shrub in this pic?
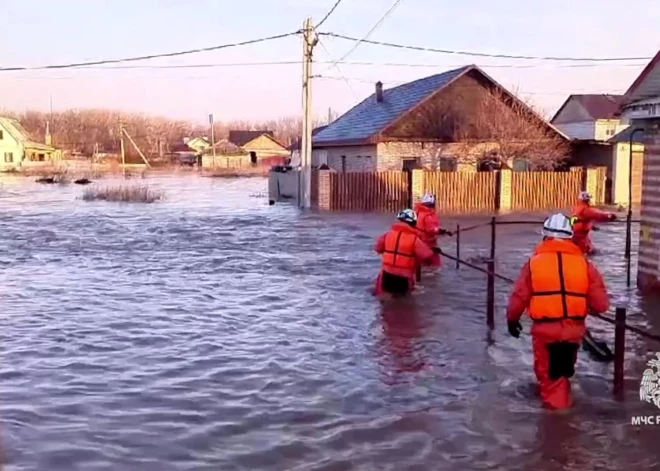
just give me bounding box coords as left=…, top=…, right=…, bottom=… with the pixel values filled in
left=82, top=184, right=164, bottom=203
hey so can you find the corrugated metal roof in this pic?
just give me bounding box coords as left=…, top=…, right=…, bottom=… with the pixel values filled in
left=609, top=125, right=646, bottom=143
left=313, top=66, right=470, bottom=144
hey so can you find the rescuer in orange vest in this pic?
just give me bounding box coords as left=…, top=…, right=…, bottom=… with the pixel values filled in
left=571, top=191, right=617, bottom=254
left=506, top=213, right=610, bottom=410
left=374, top=209, right=435, bottom=297
left=413, top=193, right=453, bottom=267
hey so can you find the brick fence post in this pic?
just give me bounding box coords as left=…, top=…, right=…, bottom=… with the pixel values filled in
left=317, top=170, right=331, bottom=210
left=499, top=169, right=512, bottom=211
left=411, top=169, right=424, bottom=204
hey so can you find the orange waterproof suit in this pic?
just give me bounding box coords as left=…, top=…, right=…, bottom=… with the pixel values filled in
left=571, top=201, right=614, bottom=254
left=374, top=222, right=434, bottom=296
left=414, top=203, right=442, bottom=267
left=506, top=238, right=610, bottom=410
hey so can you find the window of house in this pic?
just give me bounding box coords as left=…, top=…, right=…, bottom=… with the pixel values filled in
left=0, top=130, right=4, bottom=140
left=38, top=153, right=45, bottom=161
left=402, top=158, right=421, bottom=171
left=512, top=158, right=531, bottom=171
left=438, top=157, right=457, bottom=171
left=4, top=152, right=13, bottom=163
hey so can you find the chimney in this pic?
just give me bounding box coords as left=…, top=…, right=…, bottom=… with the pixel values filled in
left=375, top=81, right=384, bottom=103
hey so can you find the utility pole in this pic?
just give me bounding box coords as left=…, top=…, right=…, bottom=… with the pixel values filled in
left=119, top=120, right=126, bottom=177
left=300, top=17, right=317, bottom=209
left=209, top=113, right=216, bottom=167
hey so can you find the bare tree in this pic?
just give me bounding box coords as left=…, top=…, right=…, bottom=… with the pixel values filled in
left=0, top=108, right=328, bottom=158
left=453, top=88, right=570, bottom=169
left=384, top=80, right=570, bottom=169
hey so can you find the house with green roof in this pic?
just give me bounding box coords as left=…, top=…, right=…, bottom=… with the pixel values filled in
left=0, top=117, right=62, bottom=171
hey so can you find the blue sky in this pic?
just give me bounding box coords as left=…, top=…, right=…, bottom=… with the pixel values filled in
left=0, top=0, right=658, bottom=124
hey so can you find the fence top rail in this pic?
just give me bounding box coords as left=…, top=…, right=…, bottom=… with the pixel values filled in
left=438, top=251, right=660, bottom=345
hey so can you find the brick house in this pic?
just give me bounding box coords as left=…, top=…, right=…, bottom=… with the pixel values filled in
left=311, top=65, right=568, bottom=173
left=615, top=50, right=660, bottom=293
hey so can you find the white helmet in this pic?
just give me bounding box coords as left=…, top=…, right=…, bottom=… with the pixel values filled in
left=397, top=208, right=417, bottom=225
left=421, top=193, right=436, bottom=205
left=542, top=213, right=573, bottom=239
left=579, top=191, right=592, bottom=201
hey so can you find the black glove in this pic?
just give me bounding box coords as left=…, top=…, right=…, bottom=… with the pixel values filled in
left=432, top=247, right=442, bottom=254
left=608, top=213, right=617, bottom=221
left=507, top=320, right=522, bottom=338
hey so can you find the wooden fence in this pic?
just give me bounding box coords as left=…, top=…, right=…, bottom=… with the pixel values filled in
left=510, top=171, right=583, bottom=211
left=424, top=171, right=498, bottom=213
left=314, top=167, right=605, bottom=213
left=325, top=171, right=409, bottom=211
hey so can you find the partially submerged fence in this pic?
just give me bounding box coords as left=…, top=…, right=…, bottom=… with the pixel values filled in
left=428, top=215, right=658, bottom=400
left=313, top=167, right=607, bottom=213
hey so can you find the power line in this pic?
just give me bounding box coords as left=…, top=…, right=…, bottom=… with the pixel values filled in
left=335, top=0, right=404, bottom=63
left=0, top=31, right=301, bottom=72
left=0, top=60, right=647, bottom=73
left=318, top=40, right=359, bottom=100
left=315, top=74, right=626, bottom=96
left=316, top=0, right=345, bottom=29
left=319, top=32, right=654, bottom=62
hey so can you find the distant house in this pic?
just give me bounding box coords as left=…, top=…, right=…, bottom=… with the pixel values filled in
left=201, top=139, right=251, bottom=169
left=0, top=117, right=61, bottom=170
left=311, top=65, right=568, bottom=173
left=551, top=94, right=625, bottom=203
left=615, top=49, right=660, bottom=293
left=228, top=130, right=289, bottom=166
left=186, top=137, right=211, bottom=154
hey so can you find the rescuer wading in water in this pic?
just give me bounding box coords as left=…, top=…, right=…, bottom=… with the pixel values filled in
left=570, top=191, right=617, bottom=255
left=413, top=193, right=453, bottom=268
left=374, top=209, right=434, bottom=297
left=506, top=213, right=610, bottom=410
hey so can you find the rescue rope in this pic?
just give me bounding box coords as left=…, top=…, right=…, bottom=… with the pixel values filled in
left=436, top=249, right=660, bottom=344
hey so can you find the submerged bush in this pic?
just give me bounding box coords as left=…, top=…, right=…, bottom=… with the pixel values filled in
left=82, top=184, right=164, bottom=203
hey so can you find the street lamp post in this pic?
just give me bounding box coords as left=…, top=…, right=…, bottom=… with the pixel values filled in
left=625, top=127, right=645, bottom=287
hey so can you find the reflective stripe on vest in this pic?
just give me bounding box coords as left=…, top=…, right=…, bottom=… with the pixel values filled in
left=529, top=251, right=589, bottom=322
left=382, top=231, right=417, bottom=270
left=571, top=204, right=592, bottom=234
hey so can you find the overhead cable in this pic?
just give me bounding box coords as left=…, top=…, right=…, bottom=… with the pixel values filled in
left=0, top=31, right=301, bottom=72
left=319, top=32, right=654, bottom=62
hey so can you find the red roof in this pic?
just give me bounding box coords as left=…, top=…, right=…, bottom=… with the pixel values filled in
left=551, top=94, right=623, bottom=122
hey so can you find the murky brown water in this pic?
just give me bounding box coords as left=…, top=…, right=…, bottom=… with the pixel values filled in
left=1, top=174, right=659, bottom=470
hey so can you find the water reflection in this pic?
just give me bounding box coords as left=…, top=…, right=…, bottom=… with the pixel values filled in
left=378, top=298, right=427, bottom=382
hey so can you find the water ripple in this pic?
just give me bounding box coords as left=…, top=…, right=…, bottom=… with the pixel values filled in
left=0, top=174, right=658, bottom=470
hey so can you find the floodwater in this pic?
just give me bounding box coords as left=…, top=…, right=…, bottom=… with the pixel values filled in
left=1, top=174, right=659, bottom=471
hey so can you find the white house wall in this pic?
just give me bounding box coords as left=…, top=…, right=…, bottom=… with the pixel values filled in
left=312, top=145, right=377, bottom=172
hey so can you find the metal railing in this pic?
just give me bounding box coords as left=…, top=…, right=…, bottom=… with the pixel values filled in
left=422, top=215, right=657, bottom=400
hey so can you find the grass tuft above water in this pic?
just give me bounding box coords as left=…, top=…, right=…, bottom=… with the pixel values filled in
left=82, top=184, right=164, bottom=203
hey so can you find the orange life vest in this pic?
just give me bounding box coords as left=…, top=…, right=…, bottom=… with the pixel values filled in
left=382, top=230, right=418, bottom=270
left=571, top=202, right=592, bottom=235
left=528, top=239, right=589, bottom=322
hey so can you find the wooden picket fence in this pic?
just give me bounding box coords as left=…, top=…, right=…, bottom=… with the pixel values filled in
left=313, top=168, right=601, bottom=213
left=325, top=171, right=409, bottom=211
left=424, top=171, right=498, bottom=213
left=511, top=171, right=583, bottom=211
